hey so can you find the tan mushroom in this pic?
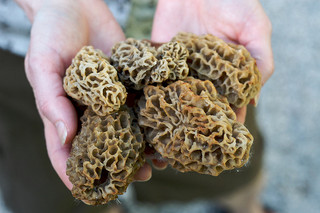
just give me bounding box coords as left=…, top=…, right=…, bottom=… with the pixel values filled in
left=138, top=77, right=253, bottom=176
left=66, top=107, right=145, bottom=205
left=172, top=32, right=261, bottom=107
left=63, top=46, right=127, bottom=116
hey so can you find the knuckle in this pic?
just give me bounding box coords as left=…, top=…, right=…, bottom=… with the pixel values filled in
left=24, top=52, right=43, bottom=87
left=36, top=98, right=51, bottom=119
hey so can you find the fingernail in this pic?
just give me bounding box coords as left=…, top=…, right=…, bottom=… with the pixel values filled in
left=152, top=159, right=168, bottom=171
left=152, top=164, right=168, bottom=171
left=55, top=121, right=67, bottom=145
left=135, top=164, right=152, bottom=182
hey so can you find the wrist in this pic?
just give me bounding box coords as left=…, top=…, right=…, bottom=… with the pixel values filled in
left=14, top=0, right=44, bottom=22
left=15, top=0, right=79, bottom=22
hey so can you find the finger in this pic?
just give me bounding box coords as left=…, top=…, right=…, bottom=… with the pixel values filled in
left=25, top=3, right=90, bottom=146
left=25, top=50, right=78, bottom=146
left=151, top=1, right=180, bottom=42
left=234, top=106, right=247, bottom=124
left=134, top=163, right=152, bottom=182
left=249, top=92, right=260, bottom=106
left=239, top=11, right=274, bottom=86
left=152, top=159, right=168, bottom=170
left=80, top=0, right=126, bottom=55
left=43, top=118, right=73, bottom=190
left=245, top=36, right=274, bottom=86
left=145, top=148, right=168, bottom=170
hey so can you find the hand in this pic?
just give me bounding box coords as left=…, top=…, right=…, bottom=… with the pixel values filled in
left=17, top=0, right=151, bottom=190
left=152, top=0, right=274, bottom=123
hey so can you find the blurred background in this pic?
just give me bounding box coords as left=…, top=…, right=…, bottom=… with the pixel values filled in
left=1, top=0, right=320, bottom=212
left=258, top=0, right=320, bottom=212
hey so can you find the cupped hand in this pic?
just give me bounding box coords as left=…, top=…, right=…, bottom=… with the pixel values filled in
left=21, top=0, right=151, bottom=189
left=152, top=0, right=274, bottom=123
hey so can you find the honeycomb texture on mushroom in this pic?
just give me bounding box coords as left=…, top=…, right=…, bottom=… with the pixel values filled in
left=138, top=77, right=253, bottom=176
left=111, top=39, right=158, bottom=90
left=156, top=41, right=189, bottom=80
left=172, top=32, right=261, bottom=107
left=125, top=38, right=157, bottom=54
left=150, top=59, right=171, bottom=83
left=63, top=46, right=127, bottom=116
left=111, top=39, right=190, bottom=90
left=66, top=107, right=145, bottom=205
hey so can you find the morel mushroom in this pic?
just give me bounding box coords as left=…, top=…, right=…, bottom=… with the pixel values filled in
left=66, top=108, right=145, bottom=205
left=172, top=32, right=261, bottom=107
left=63, top=46, right=127, bottom=116
left=138, top=77, right=253, bottom=176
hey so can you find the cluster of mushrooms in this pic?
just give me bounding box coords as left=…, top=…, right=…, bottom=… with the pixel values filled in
left=63, top=32, right=261, bottom=205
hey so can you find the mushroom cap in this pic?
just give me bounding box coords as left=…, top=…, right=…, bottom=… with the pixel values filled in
left=66, top=107, right=145, bottom=205
left=138, top=77, right=253, bottom=176
left=64, top=31, right=261, bottom=205
left=111, top=39, right=189, bottom=90
left=63, top=46, right=127, bottom=116
left=172, top=32, right=261, bottom=107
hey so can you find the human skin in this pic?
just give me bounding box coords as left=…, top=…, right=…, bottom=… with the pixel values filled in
left=15, top=0, right=151, bottom=190
left=151, top=0, right=274, bottom=169
left=15, top=0, right=273, bottom=192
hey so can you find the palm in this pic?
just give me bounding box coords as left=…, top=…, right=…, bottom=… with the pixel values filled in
left=25, top=0, right=125, bottom=189
left=152, top=0, right=273, bottom=84
left=151, top=0, right=273, bottom=122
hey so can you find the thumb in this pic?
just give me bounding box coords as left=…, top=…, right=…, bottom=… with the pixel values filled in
left=239, top=10, right=274, bottom=86
left=25, top=48, right=78, bottom=189
left=25, top=50, right=78, bottom=146
left=25, top=43, right=79, bottom=148
left=245, top=36, right=274, bottom=86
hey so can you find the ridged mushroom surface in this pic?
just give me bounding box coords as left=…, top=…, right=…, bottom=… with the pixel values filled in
left=111, top=39, right=189, bottom=89
left=172, top=32, right=261, bottom=107
left=138, top=77, right=253, bottom=176
left=63, top=46, right=127, bottom=116
left=66, top=108, right=145, bottom=205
